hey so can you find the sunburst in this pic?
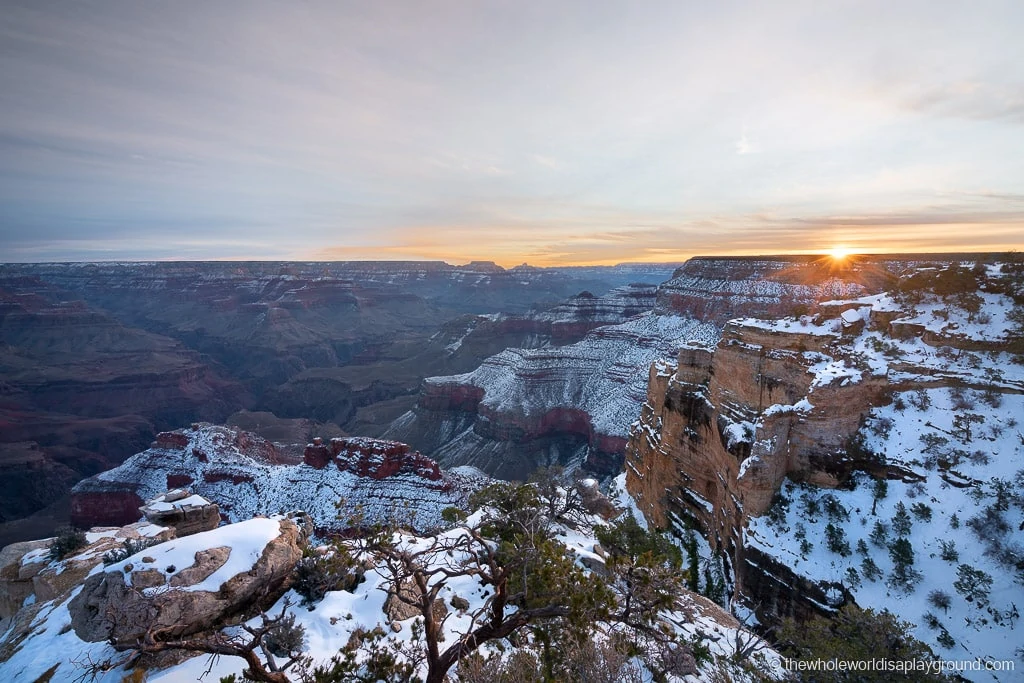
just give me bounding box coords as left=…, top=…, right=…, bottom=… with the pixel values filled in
left=828, top=246, right=853, bottom=261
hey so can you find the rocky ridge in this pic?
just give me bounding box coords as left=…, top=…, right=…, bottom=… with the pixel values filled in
left=0, top=489, right=781, bottom=683
left=70, top=424, right=487, bottom=533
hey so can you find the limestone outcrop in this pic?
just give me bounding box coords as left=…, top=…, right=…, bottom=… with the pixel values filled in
left=69, top=517, right=305, bottom=646
left=139, top=489, right=220, bottom=537
left=625, top=319, right=890, bottom=616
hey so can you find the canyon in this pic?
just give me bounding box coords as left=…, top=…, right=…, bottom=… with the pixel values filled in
left=2, top=253, right=1021, bottom=679
left=385, top=255, right=893, bottom=479
left=0, top=260, right=677, bottom=540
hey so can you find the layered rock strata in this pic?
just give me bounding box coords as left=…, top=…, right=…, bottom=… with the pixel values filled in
left=625, top=320, right=890, bottom=619
left=71, top=425, right=486, bottom=533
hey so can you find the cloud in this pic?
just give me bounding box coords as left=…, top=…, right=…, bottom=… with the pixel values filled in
left=899, top=81, right=1024, bottom=124
left=1, top=1, right=1024, bottom=262
left=735, top=128, right=756, bottom=155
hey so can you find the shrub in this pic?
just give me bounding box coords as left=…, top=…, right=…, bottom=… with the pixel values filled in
left=888, top=538, right=920, bottom=590
left=869, top=521, right=889, bottom=548
left=103, top=537, right=161, bottom=565
left=766, top=491, right=790, bottom=528
left=953, top=564, right=993, bottom=605
left=799, top=492, right=821, bottom=518
left=778, top=605, right=948, bottom=682
left=927, top=590, right=952, bottom=613
left=262, top=613, right=306, bottom=658
left=939, top=540, right=959, bottom=563
left=293, top=546, right=364, bottom=605
left=892, top=502, right=912, bottom=537
left=936, top=629, right=956, bottom=649
left=910, top=502, right=932, bottom=522
left=861, top=557, right=883, bottom=582
left=48, top=526, right=87, bottom=561
left=825, top=523, right=852, bottom=557
left=822, top=495, right=850, bottom=523
left=909, top=389, right=932, bottom=411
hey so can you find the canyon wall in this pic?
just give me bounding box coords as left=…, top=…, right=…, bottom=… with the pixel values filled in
left=388, top=256, right=883, bottom=481
left=625, top=258, right=1024, bottom=623
left=625, top=320, right=890, bottom=619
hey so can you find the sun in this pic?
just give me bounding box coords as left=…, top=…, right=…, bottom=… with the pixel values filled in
left=828, top=246, right=853, bottom=261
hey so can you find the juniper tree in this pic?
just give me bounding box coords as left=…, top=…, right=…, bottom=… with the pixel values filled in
left=953, top=564, right=993, bottom=605
left=888, top=538, right=920, bottom=590
left=892, top=502, right=912, bottom=537
left=825, top=523, right=852, bottom=557
left=869, top=521, right=889, bottom=548
left=778, top=605, right=951, bottom=682
left=861, top=557, right=883, bottom=582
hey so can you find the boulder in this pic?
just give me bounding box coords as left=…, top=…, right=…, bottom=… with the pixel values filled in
left=69, top=517, right=305, bottom=646
left=139, top=490, right=220, bottom=537
left=384, top=578, right=448, bottom=623
left=0, top=540, right=50, bottom=620
left=169, top=546, right=230, bottom=587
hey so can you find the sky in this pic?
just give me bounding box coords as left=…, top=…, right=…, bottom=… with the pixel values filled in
left=1, top=0, right=1023, bottom=265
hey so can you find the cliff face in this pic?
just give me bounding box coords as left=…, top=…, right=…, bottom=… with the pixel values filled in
left=385, top=314, right=720, bottom=479
left=626, top=259, right=1024, bottom=624
left=0, top=262, right=676, bottom=532
left=625, top=320, right=889, bottom=618
left=0, top=282, right=244, bottom=527
left=70, top=424, right=487, bottom=533
left=654, top=256, right=887, bottom=320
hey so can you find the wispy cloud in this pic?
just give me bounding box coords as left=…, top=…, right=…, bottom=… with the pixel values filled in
left=735, top=128, right=756, bottom=155
left=1, top=1, right=1023, bottom=262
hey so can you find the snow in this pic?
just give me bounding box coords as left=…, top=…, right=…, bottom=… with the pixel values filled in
left=734, top=315, right=840, bottom=336
left=424, top=313, right=721, bottom=439
left=746, top=386, right=1024, bottom=675
left=142, top=493, right=211, bottom=513
left=98, top=518, right=283, bottom=594
left=86, top=425, right=483, bottom=533
left=1, top=499, right=782, bottom=683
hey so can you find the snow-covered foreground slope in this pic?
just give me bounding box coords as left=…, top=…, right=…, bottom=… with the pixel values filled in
left=747, top=385, right=1024, bottom=674
left=0, top=502, right=783, bottom=682
left=733, top=264, right=1024, bottom=676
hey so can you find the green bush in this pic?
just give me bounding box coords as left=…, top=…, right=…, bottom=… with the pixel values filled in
left=293, top=546, right=364, bottom=605
left=48, top=526, right=87, bottom=561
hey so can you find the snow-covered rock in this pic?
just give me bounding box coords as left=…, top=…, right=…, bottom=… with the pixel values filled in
left=71, top=425, right=488, bottom=533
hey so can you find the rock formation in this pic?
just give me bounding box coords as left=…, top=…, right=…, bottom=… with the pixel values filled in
left=71, top=425, right=487, bottom=533
left=625, top=319, right=890, bottom=620
left=386, top=314, right=720, bottom=479
left=625, top=258, right=1024, bottom=623
left=387, top=256, right=890, bottom=481
left=139, top=490, right=220, bottom=537
left=69, top=516, right=305, bottom=645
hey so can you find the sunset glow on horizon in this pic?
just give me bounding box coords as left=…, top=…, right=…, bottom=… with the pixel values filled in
left=2, top=1, right=1022, bottom=264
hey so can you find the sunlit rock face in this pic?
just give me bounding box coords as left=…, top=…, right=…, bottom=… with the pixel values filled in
left=625, top=321, right=890, bottom=619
